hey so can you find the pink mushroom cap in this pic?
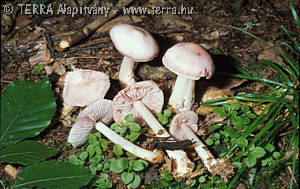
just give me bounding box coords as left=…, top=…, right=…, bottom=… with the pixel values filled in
left=112, top=81, right=164, bottom=125
left=109, top=24, right=159, bottom=62
left=169, top=110, right=199, bottom=141
left=67, top=99, right=113, bottom=147
left=162, top=42, right=215, bottom=80
left=63, top=69, right=110, bottom=107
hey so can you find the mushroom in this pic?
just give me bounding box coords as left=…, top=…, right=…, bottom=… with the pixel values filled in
left=62, top=69, right=110, bottom=117
left=68, top=99, right=164, bottom=163
left=112, top=81, right=194, bottom=178
left=169, top=110, right=234, bottom=181
left=110, top=24, right=159, bottom=87
left=162, top=42, right=215, bottom=112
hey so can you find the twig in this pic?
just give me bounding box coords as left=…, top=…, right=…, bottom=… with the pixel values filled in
left=56, top=0, right=134, bottom=51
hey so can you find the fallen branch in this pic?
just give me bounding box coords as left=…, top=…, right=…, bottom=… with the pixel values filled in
left=56, top=0, right=134, bottom=51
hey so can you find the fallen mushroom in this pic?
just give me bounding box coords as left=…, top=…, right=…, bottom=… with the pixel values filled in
left=113, top=81, right=194, bottom=178
left=62, top=69, right=110, bottom=117
left=169, top=110, right=234, bottom=181
left=68, top=99, right=164, bottom=163
left=162, top=42, right=215, bottom=112
left=68, top=99, right=113, bottom=147
left=110, top=24, right=159, bottom=87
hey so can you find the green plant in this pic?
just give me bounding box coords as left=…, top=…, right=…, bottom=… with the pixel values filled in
left=201, top=1, right=299, bottom=187
left=68, top=117, right=149, bottom=189
left=32, top=64, right=44, bottom=73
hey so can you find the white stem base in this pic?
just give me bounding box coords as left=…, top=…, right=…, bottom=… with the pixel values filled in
left=181, top=124, right=216, bottom=173
left=134, top=101, right=170, bottom=137
left=96, top=121, right=164, bottom=163
left=133, top=101, right=194, bottom=178
left=169, top=76, right=195, bottom=112
left=165, top=150, right=195, bottom=178
left=119, top=56, right=136, bottom=87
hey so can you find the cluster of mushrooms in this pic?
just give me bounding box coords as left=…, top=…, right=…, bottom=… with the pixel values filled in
left=64, top=24, right=234, bottom=181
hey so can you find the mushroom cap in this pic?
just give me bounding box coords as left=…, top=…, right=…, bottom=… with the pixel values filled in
left=162, top=42, right=215, bottom=80
left=67, top=99, right=113, bottom=147
left=169, top=110, right=198, bottom=141
left=109, top=24, right=159, bottom=62
left=63, top=69, right=110, bottom=107
left=112, top=81, right=164, bottom=125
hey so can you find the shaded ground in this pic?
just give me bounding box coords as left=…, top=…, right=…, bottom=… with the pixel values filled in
left=1, top=0, right=299, bottom=188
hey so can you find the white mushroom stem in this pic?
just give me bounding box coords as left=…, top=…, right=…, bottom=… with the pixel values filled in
left=169, top=75, right=195, bottom=112
left=96, top=121, right=164, bottom=163
left=133, top=101, right=170, bottom=137
left=133, top=101, right=194, bottom=178
left=181, top=123, right=218, bottom=173
left=119, top=56, right=136, bottom=87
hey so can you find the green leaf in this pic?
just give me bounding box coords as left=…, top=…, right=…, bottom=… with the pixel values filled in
left=68, top=154, right=83, bottom=166
left=14, top=160, right=92, bottom=189
left=157, top=113, right=169, bottom=125
left=122, top=172, right=134, bottom=185
left=125, top=114, right=134, bottom=123
left=129, top=123, right=141, bottom=132
left=88, top=134, right=98, bottom=145
left=235, top=138, right=248, bottom=149
left=128, top=175, right=142, bottom=188
left=110, top=158, right=128, bottom=173
left=163, top=109, right=172, bottom=117
left=205, top=138, right=214, bottom=146
left=133, top=159, right=148, bottom=172
left=128, top=174, right=141, bottom=189
left=231, top=102, right=241, bottom=110
left=198, top=175, right=206, bottom=183
left=265, top=143, right=275, bottom=152
left=95, top=174, right=112, bottom=189
left=79, top=151, right=88, bottom=161
left=245, top=154, right=257, bottom=167
left=94, top=145, right=102, bottom=155
left=252, top=147, right=266, bottom=158
left=100, top=138, right=108, bottom=149
left=126, top=132, right=140, bottom=142
left=0, top=140, right=58, bottom=165
left=241, top=104, right=250, bottom=113
left=208, top=125, right=222, bottom=131
left=0, top=78, right=56, bottom=148
left=163, top=171, right=173, bottom=181
left=113, top=144, right=123, bottom=156
left=87, top=144, right=95, bottom=158
left=224, top=125, right=239, bottom=138
left=212, top=107, right=228, bottom=118
left=273, top=151, right=281, bottom=159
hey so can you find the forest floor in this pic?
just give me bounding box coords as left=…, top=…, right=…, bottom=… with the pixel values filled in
left=1, top=0, right=299, bottom=188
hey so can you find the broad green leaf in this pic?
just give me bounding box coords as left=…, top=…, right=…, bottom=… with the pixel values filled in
left=110, top=158, right=128, bottom=173
left=79, top=151, right=88, bottom=161
left=128, top=175, right=141, bottom=189
left=113, top=144, right=123, bottom=156
left=198, top=176, right=206, bottom=183
left=129, top=123, right=141, bottom=132
left=163, top=109, right=172, bottom=117
left=95, top=174, right=112, bottom=188
left=125, top=114, right=134, bottom=123
left=265, top=143, right=275, bottom=152
left=99, top=138, right=108, bottom=149
left=0, top=78, right=56, bottom=148
left=68, top=154, right=83, bottom=166
left=157, top=113, right=168, bottom=125
left=273, top=151, right=281, bottom=159
left=252, top=147, right=266, bottom=158
left=0, top=140, right=58, bottom=165
left=122, top=172, right=134, bottom=184
left=231, top=102, right=241, bottom=110
left=14, top=160, right=92, bottom=189
left=88, top=133, right=98, bottom=145
left=205, top=138, right=214, bottom=146
left=245, top=154, right=257, bottom=167
left=126, top=132, right=140, bottom=142
left=235, top=138, right=248, bottom=149
left=133, top=159, right=148, bottom=172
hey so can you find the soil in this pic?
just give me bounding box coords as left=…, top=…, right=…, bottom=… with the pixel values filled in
left=1, top=0, right=299, bottom=188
